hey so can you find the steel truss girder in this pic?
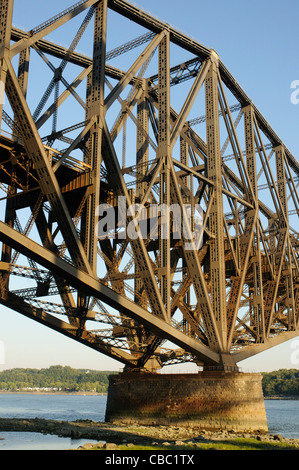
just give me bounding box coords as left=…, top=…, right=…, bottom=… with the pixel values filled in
left=0, top=0, right=298, bottom=371
left=4, top=60, right=92, bottom=275
left=1, top=291, right=137, bottom=367
left=107, top=0, right=299, bottom=177
left=0, top=221, right=221, bottom=366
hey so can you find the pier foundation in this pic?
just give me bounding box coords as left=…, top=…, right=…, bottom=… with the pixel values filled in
left=105, top=371, right=268, bottom=433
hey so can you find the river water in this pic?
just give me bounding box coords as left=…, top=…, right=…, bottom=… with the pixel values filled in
left=0, top=394, right=297, bottom=450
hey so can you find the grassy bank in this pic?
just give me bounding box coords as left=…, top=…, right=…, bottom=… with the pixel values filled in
left=79, top=438, right=299, bottom=451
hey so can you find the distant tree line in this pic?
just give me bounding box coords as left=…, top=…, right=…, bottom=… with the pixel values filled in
left=0, top=366, right=298, bottom=397
left=0, top=365, right=114, bottom=393
left=262, top=369, right=299, bottom=397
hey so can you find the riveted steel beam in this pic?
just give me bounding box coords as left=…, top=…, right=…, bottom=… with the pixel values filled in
left=205, top=52, right=227, bottom=350
left=0, top=0, right=298, bottom=370
left=0, top=221, right=221, bottom=365
left=4, top=59, right=93, bottom=275
left=0, top=291, right=137, bottom=366
left=10, top=0, right=100, bottom=58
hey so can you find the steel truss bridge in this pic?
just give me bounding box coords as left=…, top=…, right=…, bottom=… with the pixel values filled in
left=0, top=0, right=298, bottom=371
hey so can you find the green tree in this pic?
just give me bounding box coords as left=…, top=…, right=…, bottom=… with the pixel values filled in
left=0, top=366, right=113, bottom=393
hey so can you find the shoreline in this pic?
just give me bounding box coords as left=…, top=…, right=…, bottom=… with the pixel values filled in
left=0, top=390, right=298, bottom=400
left=0, top=390, right=106, bottom=396
left=0, top=417, right=298, bottom=450
left=264, top=396, right=299, bottom=400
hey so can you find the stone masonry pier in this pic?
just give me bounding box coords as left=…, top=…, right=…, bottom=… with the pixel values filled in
left=105, top=371, right=268, bottom=433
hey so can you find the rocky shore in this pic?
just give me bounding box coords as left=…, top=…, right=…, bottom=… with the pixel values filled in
left=0, top=417, right=298, bottom=450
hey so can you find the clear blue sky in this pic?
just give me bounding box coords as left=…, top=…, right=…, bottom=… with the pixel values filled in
left=0, top=0, right=298, bottom=372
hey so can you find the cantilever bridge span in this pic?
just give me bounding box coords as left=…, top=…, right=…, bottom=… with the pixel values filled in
left=0, top=0, right=298, bottom=383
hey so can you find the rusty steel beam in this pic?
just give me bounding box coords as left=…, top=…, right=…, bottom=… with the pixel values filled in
left=0, top=221, right=221, bottom=366
left=0, top=0, right=298, bottom=372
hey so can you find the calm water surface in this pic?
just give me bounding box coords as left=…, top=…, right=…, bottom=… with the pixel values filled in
left=0, top=393, right=107, bottom=421
left=0, top=394, right=298, bottom=449
left=264, top=400, right=299, bottom=440
left=0, top=394, right=107, bottom=450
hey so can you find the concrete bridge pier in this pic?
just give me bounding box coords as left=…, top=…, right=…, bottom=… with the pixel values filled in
left=105, top=370, right=268, bottom=433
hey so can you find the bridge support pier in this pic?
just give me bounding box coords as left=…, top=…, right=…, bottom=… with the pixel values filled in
left=105, top=371, right=268, bottom=433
